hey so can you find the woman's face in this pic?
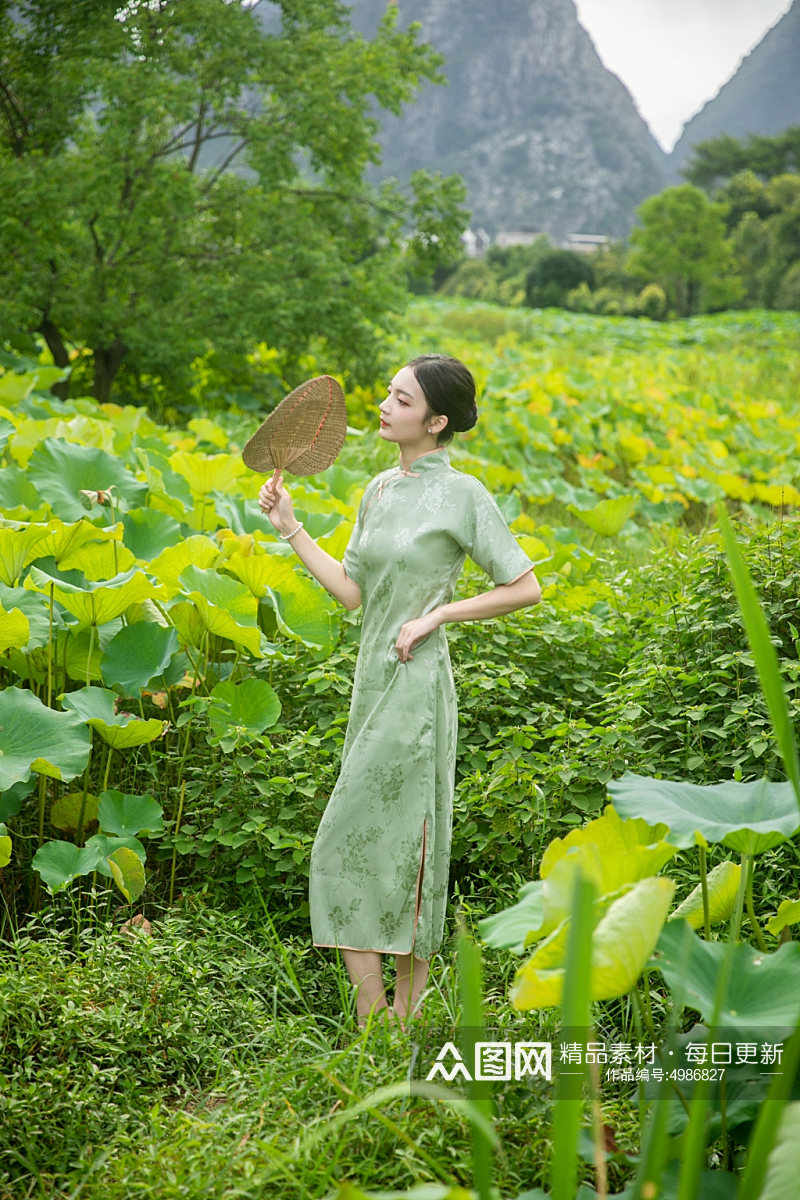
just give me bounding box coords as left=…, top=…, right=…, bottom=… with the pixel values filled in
left=378, top=365, right=441, bottom=445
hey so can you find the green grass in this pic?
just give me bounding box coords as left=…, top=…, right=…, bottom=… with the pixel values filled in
left=0, top=899, right=574, bottom=1200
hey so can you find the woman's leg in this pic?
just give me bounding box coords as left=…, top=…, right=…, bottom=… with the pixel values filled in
left=393, top=953, right=429, bottom=1021
left=341, top=949, right=390, bottom=1022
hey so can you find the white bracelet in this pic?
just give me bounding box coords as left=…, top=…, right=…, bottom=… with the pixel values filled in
left=278, top=522, right=304, bottom=541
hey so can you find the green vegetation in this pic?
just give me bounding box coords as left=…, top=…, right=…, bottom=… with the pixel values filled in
left=441, top=128, right=800, bottom=322
left=0, top=0, right=466, bottom=405
left=2, top=298, right=800, bottom=1197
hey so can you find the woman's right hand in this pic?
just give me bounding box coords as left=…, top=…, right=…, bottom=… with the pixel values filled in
left=258, top=476, right=296, bottom=535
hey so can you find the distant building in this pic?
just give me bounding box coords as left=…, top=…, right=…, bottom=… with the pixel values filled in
left=563, top=234, right=610, bottom=254
left=494, top=228, right=544, bottom=248
left=461, top=228, right=491, bottom=257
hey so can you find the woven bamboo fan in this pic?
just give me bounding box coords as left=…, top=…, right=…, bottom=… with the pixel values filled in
left=242, top=375, right=347, bottom=487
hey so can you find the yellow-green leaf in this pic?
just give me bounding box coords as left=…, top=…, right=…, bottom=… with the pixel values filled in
left=511, top=876, right=675, bottom=1009
left=108, top=846, right=146, bottom=903
left=767, top=899, right=800, bottom=937
left=669, top=860, right=742, bottom=929
left=570, top=495, right=637, bottom=536
left=0, top=603, right=30, bottom=653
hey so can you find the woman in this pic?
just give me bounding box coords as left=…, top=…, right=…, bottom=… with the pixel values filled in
left=259, top=354, right=541, bottom=1025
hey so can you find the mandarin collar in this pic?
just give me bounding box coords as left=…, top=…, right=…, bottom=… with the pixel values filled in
left=396, top=446, right=450, bottom=476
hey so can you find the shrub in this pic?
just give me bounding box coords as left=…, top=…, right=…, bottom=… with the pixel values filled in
left=525, top=250, right=595, bottom=308
left=636, top=282, right=668, bottom=320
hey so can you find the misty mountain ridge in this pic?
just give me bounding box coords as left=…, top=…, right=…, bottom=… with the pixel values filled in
left=345, top=0, right=667, bottom=240
left=669, top=0, right=800, bottom=178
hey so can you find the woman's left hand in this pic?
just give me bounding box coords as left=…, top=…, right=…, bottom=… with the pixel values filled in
left=395, top=609, right=443, bottom=663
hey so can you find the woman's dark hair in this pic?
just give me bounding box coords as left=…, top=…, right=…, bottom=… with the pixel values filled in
left=408, top=354, right=478, bottom=445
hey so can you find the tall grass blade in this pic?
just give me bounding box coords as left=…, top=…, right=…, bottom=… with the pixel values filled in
left=551, top=872, right=595, bottom=1200
left=718, top=506, right=800, bottom=811
left=737, top=1025, right=800, bottom=1200
left=457, top=927, right=494, bottom=1200
left=676, top=933, right=737, bottom=1200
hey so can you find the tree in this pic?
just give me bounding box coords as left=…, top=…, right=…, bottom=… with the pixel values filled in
left=627, top=185, right=742, bottom=317
left=683, top=127, right=800, bottom=192
left=524, top=249, right=595, bottom=309
left=0, top=0, right=468, bottom=402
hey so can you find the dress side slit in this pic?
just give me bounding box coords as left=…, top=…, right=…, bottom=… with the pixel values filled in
left=411, top=818, right=428, bottom=950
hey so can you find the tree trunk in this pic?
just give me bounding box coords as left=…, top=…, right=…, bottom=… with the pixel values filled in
left=38, top=318, right=71, bottom=401
left=92, top=341, right=128, bottom=404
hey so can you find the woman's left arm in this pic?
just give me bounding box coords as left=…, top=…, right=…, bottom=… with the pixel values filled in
left=395, top=570, right=541, bottom=662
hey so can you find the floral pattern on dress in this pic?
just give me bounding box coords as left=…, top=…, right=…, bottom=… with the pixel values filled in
left=310, top=446, right=533, bottom=957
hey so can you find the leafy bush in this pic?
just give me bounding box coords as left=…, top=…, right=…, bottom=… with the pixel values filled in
left=525, top=249, right=595, bottom=308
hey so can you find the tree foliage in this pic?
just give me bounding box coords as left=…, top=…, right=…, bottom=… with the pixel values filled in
left=524, top=249, right=595, bottom=309
left=683, top=126, right=800, bottom=191
left=627, top=185, right=743, bottom=317
left=0, top=0, right=468, bottom=402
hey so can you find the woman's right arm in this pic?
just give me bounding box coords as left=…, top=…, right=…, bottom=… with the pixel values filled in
left=258, top=477, right=362, bottom=611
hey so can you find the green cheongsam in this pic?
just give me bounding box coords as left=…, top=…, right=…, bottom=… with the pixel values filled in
left=309, top=445, right=534, bottom=958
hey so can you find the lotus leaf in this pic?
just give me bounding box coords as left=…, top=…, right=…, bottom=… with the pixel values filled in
left=168, top=601, right=208, bottom=652
left=0, top=523, right=51, bottom=585
left=32, top=840, right=103, bottom=892
left=0, top=370, right=37, bottom=403
left=0, top=686, right=91, bottom=788
left=62, top=629, right=106, bottom=684
left=59, top=687, right=166, bottom=748
left=138, top=450, right=194, bottom=514
left=27, top=438, right=146, bottom=521
left=569, top=495, right=637, bottom=537
left=57, top=538, right=136, bottom=580
left=0, top=778, right=35, bottom=821
left=51, top=791, right=99, bottom=832
left=0, top=823, right=10, bottom=868
left=25, top=565, right=164, bottom=628
left=148, top=536, right=220, bottom=594
left=608, top=773, right=800, bottom=854
left=85, top=832, right=146, bottom=871
left=102, top=622, right=179, bottom=695
left=97, top=790, right=163, bottom=837
left=35, top=517, right=122, bottom=567
left=758, top=1101, right=800, bottom=1200
left=511, top=876, right=675, bottom=1009
left=188, top=416, right=228, bottom=449
left=0, top=463, right=42, bottom=518
left=653, top=920, right=800, bottom=1030
left=478, top=881, right=545, bottom=953
left=767, top=899, right=800, bottom=938
left=480, top=807, right=676, bottom=951
left=669, top=860, right=742, bottom=929
left=318, top=520, right=358, bottom=561
left=108, top=847, right=146, bottom=903
left=530, top=806, right=676, bottom=941
left=176, top=564, right=263, bottom=656
left=0, top=603, right=30, bottom=653
left=224, top=551, right=336, bottom=649
left=0, top=582, right=59, bottom=649
left=207, top=678, right=281, bottom=741
left=122, top=509, right=182, bottom=561
left=169, top=450, right=246, bottom=496
left=212, top=495, right=302, bottom=538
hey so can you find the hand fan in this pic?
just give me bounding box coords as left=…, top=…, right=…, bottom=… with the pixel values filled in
left=241, top=374, right=347, bottom=487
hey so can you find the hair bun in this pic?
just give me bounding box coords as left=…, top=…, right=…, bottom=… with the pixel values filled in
left=408, top=354, right=478, bottom=445
left=452, top=403, right=478, bottom=433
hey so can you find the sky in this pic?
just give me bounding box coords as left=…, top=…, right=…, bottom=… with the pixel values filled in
left=573, top=0, right=794, bottom=150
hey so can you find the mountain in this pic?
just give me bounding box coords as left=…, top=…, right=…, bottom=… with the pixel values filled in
left=669, top=0, right=800, bottom=178
left=344, top=0, right=667, bottom=239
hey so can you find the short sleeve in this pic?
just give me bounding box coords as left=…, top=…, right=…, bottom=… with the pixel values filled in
left=342, top=483, right=372, bottom=588
left=458, top=479, right=534, bottom=585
